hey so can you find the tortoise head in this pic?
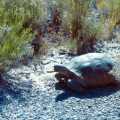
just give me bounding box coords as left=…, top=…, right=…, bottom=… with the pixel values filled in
left=54, top=65, right=69, bottom=73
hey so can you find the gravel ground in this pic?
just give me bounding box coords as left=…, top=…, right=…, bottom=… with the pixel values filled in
left=1, top=33, right=120, bottom=120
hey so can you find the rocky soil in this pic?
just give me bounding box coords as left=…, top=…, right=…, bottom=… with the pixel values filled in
left=1, top=31, right=120, bottom=120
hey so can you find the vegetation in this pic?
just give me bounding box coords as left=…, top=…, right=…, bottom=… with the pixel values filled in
left=50, top=0, right=102, bottom=54
left=58, top=0, right=120, bottom=54
left=0, top=0, right=45, bottom=68
left=0, top=0, right=120, bottom=69
left=97, top=0, right=120, bottom=39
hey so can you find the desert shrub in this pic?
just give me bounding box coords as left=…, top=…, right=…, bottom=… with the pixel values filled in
left=97, top=0, right=120, bottom=39
left=57, top=0, right=102, bottom=54
left=0, top=0, right=45, bottom=25
left=51, top=0, right=120, bottom=54
left=0, top=26, right=32, bottom=61
left=0, top=0, right=45, bottom=69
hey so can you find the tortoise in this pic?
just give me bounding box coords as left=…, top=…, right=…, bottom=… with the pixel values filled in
left=54, top=53, right=117, bottom=92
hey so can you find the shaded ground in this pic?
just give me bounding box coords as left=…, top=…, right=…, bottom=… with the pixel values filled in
left=1, top=32, right=120, bottom=120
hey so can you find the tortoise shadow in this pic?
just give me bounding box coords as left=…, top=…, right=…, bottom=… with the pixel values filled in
left=55, top=82, right=120, bottom=102
left=0, top=75, right=32, bottom=106
left=0, top=85, right=23, bottom=105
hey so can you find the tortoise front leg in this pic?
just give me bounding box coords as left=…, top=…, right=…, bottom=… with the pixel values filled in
left=55, top=72, right=69, bottom=84
left=66, top=79, right=86, bottom=93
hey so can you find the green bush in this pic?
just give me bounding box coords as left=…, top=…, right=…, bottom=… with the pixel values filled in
left=97, top=0, right=120, bottom=38
left=0, top=0, right=45, bottom=68
left=59, top=0, right=102, bottom=54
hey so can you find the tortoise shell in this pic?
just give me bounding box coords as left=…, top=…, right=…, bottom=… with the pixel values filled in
left=54, top=53, right=114, bottom=77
